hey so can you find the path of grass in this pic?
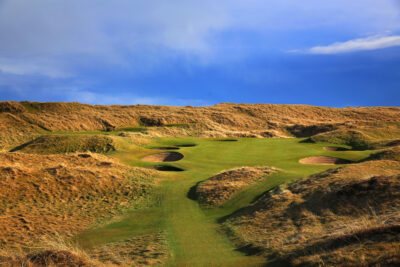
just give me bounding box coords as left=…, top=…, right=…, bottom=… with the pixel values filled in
left=76, top=138, right=370, bottom=266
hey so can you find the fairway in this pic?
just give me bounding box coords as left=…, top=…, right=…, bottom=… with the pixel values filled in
left=76, top=138, right=370, bottom=266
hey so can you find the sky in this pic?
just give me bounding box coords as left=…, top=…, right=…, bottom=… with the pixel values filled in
left=0, top=0, right=399, bottom=107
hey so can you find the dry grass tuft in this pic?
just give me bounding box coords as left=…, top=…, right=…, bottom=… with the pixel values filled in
left=89, top=233, right=169, bottom=266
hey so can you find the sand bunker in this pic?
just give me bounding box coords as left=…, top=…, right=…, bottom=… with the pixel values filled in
left=150, top=147, right=180, bottom=150
left=299, top=156, right=352, bottom=165
left=323, top=146, right=349, bottom=151
left=145, top=165, right=184, bottom=171
left=141, top=152, right=184, bottom=162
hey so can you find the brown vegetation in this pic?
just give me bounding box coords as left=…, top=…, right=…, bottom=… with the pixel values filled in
left=90, top=233, right=169, bottom=266
left=223, top=160, right=400, bottom=266
left=194, top=167, right=278, bottom=207
left=367, top=145, right=400, bottom=162
left=1, top=101, right=400, bottom=150
left=0, top=249, right=92, bottom=267
left=0, top=152, right=157, bottom=248
left=11, top=135, right=116, bottom=154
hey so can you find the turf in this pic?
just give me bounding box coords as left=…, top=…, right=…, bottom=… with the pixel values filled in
left=75, top=137, right=370, bottom=266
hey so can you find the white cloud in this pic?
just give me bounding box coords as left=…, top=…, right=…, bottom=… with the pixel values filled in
left=295, top=35, right=400, bottom=54
left=0, top=58, right=70, bottom=78
left=0, top=0, right=399, bottom=77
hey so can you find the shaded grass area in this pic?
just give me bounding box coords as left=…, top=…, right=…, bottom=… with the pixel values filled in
left=75, top=137, right=370, bottom=266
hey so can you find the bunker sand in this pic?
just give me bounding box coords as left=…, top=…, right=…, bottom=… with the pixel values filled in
left=299, top=156, right=352, bottom=165
left=141, top=152, right=184, bottom=162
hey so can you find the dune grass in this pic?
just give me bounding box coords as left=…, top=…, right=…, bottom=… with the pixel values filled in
left=75, top=137, right=370, bottom=266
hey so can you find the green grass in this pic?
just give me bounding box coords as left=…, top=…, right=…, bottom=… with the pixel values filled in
left=75, top=137, right=370, bottom=266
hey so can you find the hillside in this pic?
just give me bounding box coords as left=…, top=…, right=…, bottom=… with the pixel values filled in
left=0, top=152, right=157, bottom=247
left=223, top=159, right=400, bottom=266
left=1, top=101, right=400, bottom=150
left=1, top=101, right=400, bottom=266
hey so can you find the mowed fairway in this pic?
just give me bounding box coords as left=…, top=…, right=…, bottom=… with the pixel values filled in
left=76, top=138, right=370, bottom=266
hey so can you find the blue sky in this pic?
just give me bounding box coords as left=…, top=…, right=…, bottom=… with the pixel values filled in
left=0, top=0, right=399, bottom=106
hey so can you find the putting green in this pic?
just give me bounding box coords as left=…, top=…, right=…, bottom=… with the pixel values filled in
left=75, top=138, right=370, bottom=266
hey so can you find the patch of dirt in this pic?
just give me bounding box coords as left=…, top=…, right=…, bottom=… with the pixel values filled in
left=141, top=152, right=184, bottom=162
left=323, top=146, right=349, bottom=151
left=299, top=156, right=352, bottom=165
left=194, top=167, right=278, bottom=207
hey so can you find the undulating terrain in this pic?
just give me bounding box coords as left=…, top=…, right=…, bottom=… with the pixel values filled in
left=0, top=101, right=400, bottom=266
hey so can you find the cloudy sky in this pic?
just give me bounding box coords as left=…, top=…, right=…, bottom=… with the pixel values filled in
left=0, top=0, right=399, bottom=106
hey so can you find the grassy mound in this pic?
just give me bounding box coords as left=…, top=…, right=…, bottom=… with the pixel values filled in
left=12, top=135, right=116, bottom=154
left=223, top=160, right=400, bottom=266
left=194, top=167, right=278, bottom=207
left=367, top=145, right=400, bottom=161
left=308, top=124, right=400, bottom=150
left=308, top=129, right=373, bottom=149
left=0, top=152, right=156, bottom=248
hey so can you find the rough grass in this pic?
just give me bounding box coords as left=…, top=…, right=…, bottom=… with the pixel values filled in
left=308, top=123, right=400, bottom=150
left=0, top=152, right=157, bottom=248
left=1, top=101, right=400, bottom=150
left=89, top=232, right=169, bottom=266
left=223, top=160, right=400, bottom=266
left=11, top=134, right=116, bottom=154
left=366, top=145, right=400, bottom=161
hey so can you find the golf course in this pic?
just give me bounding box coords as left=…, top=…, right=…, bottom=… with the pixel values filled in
left=74, top=137, right=370, bottom=266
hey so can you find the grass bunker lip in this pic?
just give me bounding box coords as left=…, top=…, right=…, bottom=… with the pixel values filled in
left=175, top=144, right=197, bottom=147
left=323, top=146, right=350, bottom=151
left=299, top=156, right=352, bottom=165
left=145, top=165, right=184, bottom=172
left=215, top=139, right=238, bottom=142
left=150, top=146, right=180, bottom=150
left=141, top=152, right=184, bottom=162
